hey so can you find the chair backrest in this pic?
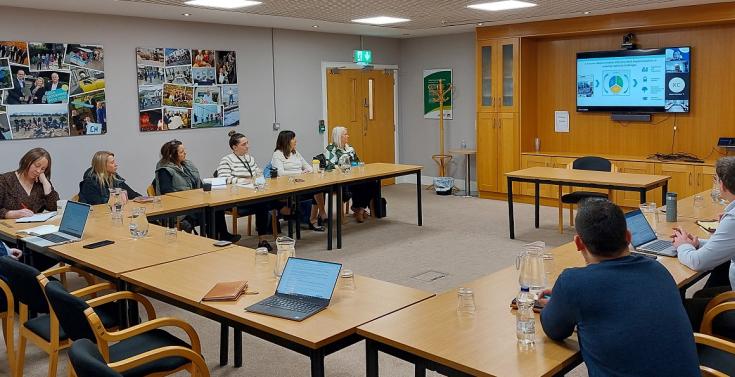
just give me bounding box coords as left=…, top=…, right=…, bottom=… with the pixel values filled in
left=572, top=156, right=612, bottom=172
left=147, top=179, right=156, bottom=196
left=69, top=338, right=122, bottom=377
left=43, top=280, right=96, bottom=341
left=71, top=194, right=80, bottom=201
left=0, top=257, right=49, bottom=313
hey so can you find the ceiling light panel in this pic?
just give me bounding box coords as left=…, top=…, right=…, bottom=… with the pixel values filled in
left=184, top=0, right=262, bottom=9
left=467, top=1, right=537, bottom=11
left=351, top=16, right=410, bottom=25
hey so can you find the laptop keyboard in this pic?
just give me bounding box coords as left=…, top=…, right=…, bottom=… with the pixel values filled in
left=260, top=296, right=321, bottom=313
left=646, top=239, right=672, bottom=251
left=39, top=233, right=69, bottom=243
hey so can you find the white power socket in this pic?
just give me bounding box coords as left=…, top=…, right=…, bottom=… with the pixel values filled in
left=273, top=122, right=280, bottom=131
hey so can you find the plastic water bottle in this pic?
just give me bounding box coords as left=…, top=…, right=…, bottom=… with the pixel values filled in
left=516, top=286, right=536, bottom=348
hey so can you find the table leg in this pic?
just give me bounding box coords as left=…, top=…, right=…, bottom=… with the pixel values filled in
left=208, top=208, right=216, bottom=239
left=219, top=324, right=229, bottom=367
left=287, top=197, right=294, bottom=238
left=234, top=329, right=242, bottom=368
left=295, top=195, right=302, bottom=240
left=366, top=339, right=379, bottom=377
left=508, top=177, right=515, bottom=239
left=124, top=281, right=139, bottom=327
left=465, top=156, right=471, bottom=197
left=310, top=348, right=326, bottom=377
left=416, top=172, right=423, bottom=226
left=337, top=186, right=343, bottom=249
left=662, top=183, right=668, bottom=203
left=535, top=182, right=540, bottom=229
left=640, top=189, right=646, bottom=204
left=327, top=186, right=333, bottom=250
left=415, top=361, right=427, bottom=377
left=116, top=280, right=129, bottom=328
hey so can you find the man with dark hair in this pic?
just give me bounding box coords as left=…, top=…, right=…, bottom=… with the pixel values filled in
left=673, top=156, right=735, bottom=330
left=540, top=199, right=700, bottom=376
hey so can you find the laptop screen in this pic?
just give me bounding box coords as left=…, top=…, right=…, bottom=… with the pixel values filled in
left=59, top=201, right=91, bottom=239
left=625, top=209, right=658, bottom=247
left=276, top=258, right=342, bottom=300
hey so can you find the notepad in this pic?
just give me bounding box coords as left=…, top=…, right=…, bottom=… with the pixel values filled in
left=697, top=220, right=719, bottom=233
left=16, top=212, right=57, bottom=223
left=202, top=281, right=248, bottom=302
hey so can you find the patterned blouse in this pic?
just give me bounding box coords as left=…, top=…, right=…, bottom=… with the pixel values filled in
left=0, top=171, right=59, bottom=219
left=324, top=143, right=360, bottom=170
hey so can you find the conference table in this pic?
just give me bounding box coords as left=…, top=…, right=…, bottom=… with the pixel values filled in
left=122, top=247, right=434, bottom=377
left=506, top=167, right=671, bottom=239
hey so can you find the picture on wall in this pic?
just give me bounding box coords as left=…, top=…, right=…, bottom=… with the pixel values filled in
left=137, top=47, right=238, bottom=132
left=0, top=40, right=106, bottom=140
left=423, top=68, right=453, bottom=120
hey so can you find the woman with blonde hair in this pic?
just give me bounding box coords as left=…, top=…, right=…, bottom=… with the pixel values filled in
left=78, top=151, right=141, bottom=205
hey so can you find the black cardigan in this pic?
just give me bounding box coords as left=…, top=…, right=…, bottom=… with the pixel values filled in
left=78, top=169, right=141, bottom=205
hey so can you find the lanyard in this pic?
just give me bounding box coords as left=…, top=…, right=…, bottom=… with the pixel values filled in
left=235, top=154, right=253, bottom=177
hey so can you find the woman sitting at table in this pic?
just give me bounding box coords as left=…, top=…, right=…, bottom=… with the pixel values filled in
left=155, top=140, right=240, bottom=243
left=218, top=131, right=290, bottom=250
left=271, top=130, right=327, bottom=231
left=325, top=126, right=379, bottom=223
left=79, top=151, right=142, bottom=205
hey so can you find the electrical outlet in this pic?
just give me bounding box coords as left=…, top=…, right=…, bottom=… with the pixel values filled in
left=273, top=122, right=280, bottom=131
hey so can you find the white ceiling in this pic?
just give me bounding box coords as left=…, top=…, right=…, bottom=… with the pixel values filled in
left=1, top=0, right=732, bottom=38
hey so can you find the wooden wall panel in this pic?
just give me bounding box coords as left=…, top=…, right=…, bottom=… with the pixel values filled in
left=527, top=24, right=735, bottom=160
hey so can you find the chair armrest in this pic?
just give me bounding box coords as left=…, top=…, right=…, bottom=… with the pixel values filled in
left=71, top=282, right=116, bottom=299
left=108, top=346, right=209, bottom=377
left=695, top=332, right=735, bottom=353
left=701, top=366, right=730, bottom=377
left=43, top=265, right=96, bottom=286
left=86, top=291, right=156, bottom=320
left=0, top=280, right=13, bottom=315
left=101, top=317, right=201, bottom=352
left=705, top=291, right=735, bottom=314
left=701, top=303, right=735, bottom=336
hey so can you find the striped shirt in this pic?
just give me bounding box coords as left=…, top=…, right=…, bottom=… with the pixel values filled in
left=217, top=153, right=260, bottom=184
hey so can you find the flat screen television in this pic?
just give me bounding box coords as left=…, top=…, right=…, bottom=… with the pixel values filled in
left=576, top=47, right=690, bottom=113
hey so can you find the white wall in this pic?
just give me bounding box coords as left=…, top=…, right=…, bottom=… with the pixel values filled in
left=0, top=6, right=400, bottom=197
left=397, top=32, right=476, bottom=180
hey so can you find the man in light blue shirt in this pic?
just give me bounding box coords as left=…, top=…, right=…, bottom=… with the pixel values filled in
left=673, top=156, right=735, bottom=331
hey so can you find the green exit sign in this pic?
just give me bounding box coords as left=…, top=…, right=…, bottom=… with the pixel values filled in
left=353, top=50, right=373, bottom=65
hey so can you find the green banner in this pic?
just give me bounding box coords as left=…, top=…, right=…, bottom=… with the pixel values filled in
left=423, top=69, right=452, bottom=120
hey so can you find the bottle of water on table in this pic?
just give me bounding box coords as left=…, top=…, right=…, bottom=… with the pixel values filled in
left=516, top=286, right=536, bottom=348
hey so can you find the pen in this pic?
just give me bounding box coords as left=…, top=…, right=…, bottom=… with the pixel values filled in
left=20, top=202, right=28, bottom=210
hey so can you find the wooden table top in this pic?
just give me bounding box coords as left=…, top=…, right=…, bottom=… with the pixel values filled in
left=506, top=167, right=670, bottom=188
left=357, top=242, right=700, bottom=377
left=90, top=195, right=206, bottom=218
left=675, top=189, right=729, bottom=220
left=122, top=247, right=434, bottom=349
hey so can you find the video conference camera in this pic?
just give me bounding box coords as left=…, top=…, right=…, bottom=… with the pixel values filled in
left=621, top=33, right=637, bottom=50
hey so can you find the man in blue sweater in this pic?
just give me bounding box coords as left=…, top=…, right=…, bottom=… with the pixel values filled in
left=539, top=199, right=700, bottom=376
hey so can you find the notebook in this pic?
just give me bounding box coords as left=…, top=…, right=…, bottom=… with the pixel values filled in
left=625, top=209, right=677, bottom=257
left=245, top=257, right=341, bottom=321
left=202, top=281, right=248, bottom=302
left=22, top=201, right=91, bottom=247
left=16, top=211, right=57, bottom=223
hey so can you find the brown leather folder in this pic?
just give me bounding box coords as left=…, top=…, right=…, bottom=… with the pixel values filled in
left=202, top=280, right=248, bottom=302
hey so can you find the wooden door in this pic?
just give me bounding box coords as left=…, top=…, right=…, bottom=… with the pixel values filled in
left=327, top=69, right=365, bottom=154
left=655, top=163, right=696, bottom=199
left=497, top=113, right=519, bottom=194
left=615, top=161, right=657, bottom=207
left=476, top=40, right=496, bottom=111
left=362, top=69, right=396, bottom=165
left=476, top=112, right=498, bottom=192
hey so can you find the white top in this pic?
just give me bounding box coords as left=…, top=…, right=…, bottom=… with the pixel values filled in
left=271, top=150, right=312, bottom=176
left=217, top=153, right=260, bottom=184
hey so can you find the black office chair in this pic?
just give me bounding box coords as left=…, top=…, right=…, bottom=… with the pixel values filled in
left=69, top=338, right=210, bottom=377
left=695, top=333, right=735, bottom=377
left=0, top=257, right=115, bottom=377
left=40, top=277, right=204, bottom=377
left=558, top=156, right=616, bottom=233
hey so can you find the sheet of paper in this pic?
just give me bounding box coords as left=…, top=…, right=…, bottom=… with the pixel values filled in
left=18, top=225, right=59, bottom=235
left=554, top=111, right=570, bottom=133
left=237, top=183, right=255, bottom=189
left=15, top=211, right=57, bottom=223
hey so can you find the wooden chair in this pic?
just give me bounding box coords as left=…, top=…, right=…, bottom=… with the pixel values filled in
left=1, top=278, right=15, bottom=375
left=69, top=338, right=209, bottom=377
left=700, top=291, right=735, bottom=341
left=39, top=277, right=203, bottom=377
left=695, top=333, right=735, bottom=377
left=557, top=157, right=618, bottom=233
left=146, top=184, right=156, bottom=197
left=0, top=258, right=117, bottom=377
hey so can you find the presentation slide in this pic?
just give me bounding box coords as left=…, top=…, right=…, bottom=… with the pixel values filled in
left=577, top=54, right=666, bottom=108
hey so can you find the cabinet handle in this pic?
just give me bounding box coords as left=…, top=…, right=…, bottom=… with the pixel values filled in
left=689, top=172, right=692, bottom=185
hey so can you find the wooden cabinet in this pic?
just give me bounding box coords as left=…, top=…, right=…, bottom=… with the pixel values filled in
left=477, top=112, right=519, bottom=193
left=696, top=165, right=716, bottom=192
left=654, top=163, right=699, bottom=199
left=477, top=38, right=519, bottom=113
left=614, top=161, right=658, bottom=207
left=519, top=155, right=552, bottom=198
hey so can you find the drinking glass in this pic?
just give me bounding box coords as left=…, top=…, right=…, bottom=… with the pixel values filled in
left=457, top=288, right=476, bottom=314
left=340, top=269, right=356, bottom=290
left=108, top=188, right=124, bottom=224
left=274, top=236, right=295, bottom=278
left=254, top=247, right=269, bottom=265
left=693, top=194, right=704, bottom=209
left=517, top=242, right=546, bottom=296
left=152, top=196, right=163, bottom=209
left=129, top=207, right=149, bottom=239
left=164, top=227, right=177, bottom=241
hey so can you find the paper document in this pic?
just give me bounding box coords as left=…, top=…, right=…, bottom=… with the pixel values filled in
left=16, top=212, right=57, bottom=223
left=554, top=111, right=570, bottom=133
left=18, top=225, right=59, bottom=235
left=203, top=177, right=227, bottom=186
left=237, top=183, right=255, bottom=189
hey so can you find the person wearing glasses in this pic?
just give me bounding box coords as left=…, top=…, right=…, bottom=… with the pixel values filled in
left=155, top=140, right=240, bottom=243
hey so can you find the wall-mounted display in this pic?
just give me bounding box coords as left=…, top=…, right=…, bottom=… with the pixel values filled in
left=0, top=40, right=106, bottom=140
left=137, top=47, right=238, bottom=132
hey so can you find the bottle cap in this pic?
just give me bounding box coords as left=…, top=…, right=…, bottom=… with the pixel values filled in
left=520, top=286, right=530, bottom=292
left=312, top=159, right=319, bottom=163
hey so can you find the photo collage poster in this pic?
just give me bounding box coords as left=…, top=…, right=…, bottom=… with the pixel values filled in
left=136, top=47, right=239, bottom=132
left=0, top=41, right=106, bottom=140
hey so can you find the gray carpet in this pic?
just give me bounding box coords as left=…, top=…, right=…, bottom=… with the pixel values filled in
left=4, top=183, right=591, bottom=377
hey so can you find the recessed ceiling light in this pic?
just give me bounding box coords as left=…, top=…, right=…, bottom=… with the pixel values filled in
left=467, top=1, right=537, bottom=11
left=351, top=16, right=410, bottom=25
left=477, top=22, right=484, bottom=26
left=182, top=13, right=191, bottom=16
left=184, top=0, right=262, bottom=9
left=584, top=11, right=592, bottom=15
left=312, top=25, right=319, bottom=28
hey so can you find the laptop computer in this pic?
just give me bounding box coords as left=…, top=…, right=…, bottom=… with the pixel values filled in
left=625, top=209, right=677, bottom=257
left=22, top=201, right=91, bottom=247
left=246, top=257, right=342, bottom=321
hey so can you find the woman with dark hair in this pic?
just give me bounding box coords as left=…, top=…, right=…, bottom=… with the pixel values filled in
left=0, top=147, right=59, bottom=219
left=78, top=151, right=141, bottom=205
left=155, top=140, right=240, bottom=243
left=271, top=130, right=327, bottom=231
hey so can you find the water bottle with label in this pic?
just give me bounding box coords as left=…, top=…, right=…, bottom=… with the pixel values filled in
left=516, top=286, right=536, bottom=348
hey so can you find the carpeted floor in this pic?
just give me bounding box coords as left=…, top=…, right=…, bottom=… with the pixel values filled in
left=5, top=183, right=594, bottom=377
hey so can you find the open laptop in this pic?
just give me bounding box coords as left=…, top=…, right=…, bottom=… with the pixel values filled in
left=22, top=201, right=91, bottom=247
left=246, top=257, right=342, bottom=321
left=625, top=209, right=677, bottom=257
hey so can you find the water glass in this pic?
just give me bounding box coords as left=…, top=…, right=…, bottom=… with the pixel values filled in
left=274, top=236, right=295, bottom=278
left=254, top=247, right=269, bottom=265
left=457, top=288, right=476, bottom=314
left=340, top=269, right=356, bottom=290
left=164, top=227, right=177, bottom=241
left=108, top=188, right=124, bottom=224
left=129, top=207, right=149, bottom=239
left=254, top=176, right=266, bottom=191
left=358, top=162, right=366, bottom=173
left=230, top=183, right=239, bottom=193
left=693, top=194, right=705, bottom=209
left=152, top=196, right=163, bottom=209
left=56, top=199, right=67, bottom=218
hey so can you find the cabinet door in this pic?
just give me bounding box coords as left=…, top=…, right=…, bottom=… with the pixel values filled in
left=655, top=163, right=696, bottom=199
left=477, top=41, right=495, bottom=111
left=696, top=165, right=716, bottom=193
left=497, top=38, right=519, bottom=113
left=615, top=161, right=657, bottom=207
left=497, top=113, right=519, bottom=193
left=477, top=112, right=498, bottom=192
left=520, top=155, right=551, bottom=197
left=551, top=157, right=575, bottom=199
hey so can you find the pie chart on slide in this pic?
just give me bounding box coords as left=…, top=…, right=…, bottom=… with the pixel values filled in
left=603, top=72, right=630, bottom=95
left=609, top=75, right=624, bottom=93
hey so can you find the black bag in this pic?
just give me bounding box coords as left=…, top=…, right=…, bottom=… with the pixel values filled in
left=313, top=153, right=328, bottom=169
left=375, top=197, right=387, bottom=218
